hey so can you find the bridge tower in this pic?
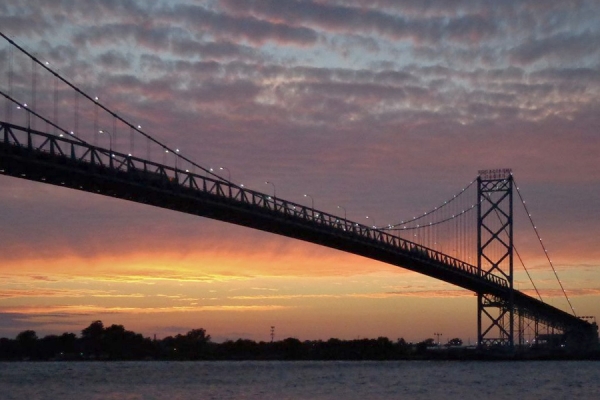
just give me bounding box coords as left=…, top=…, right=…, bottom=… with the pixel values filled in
left=477, top=169, right=514, bottom=348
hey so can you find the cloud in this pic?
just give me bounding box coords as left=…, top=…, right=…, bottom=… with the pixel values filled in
left=0, top=288, right=147, bottom=299
left=521, top=288, right=600, bottom=298
left=172, top=3, right=318, bottom=46
left=228, top=290, right=472, bottom=300
left=510, top=31, right=600, bottom=65
left=229, top=0, right=502, bottom=45
left=0, top=304, right=291, bottom=316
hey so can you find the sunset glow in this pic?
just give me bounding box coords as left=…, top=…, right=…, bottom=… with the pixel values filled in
left=1, top=0, right=599, bottom=344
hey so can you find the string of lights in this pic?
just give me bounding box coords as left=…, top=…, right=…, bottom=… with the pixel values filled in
left=384, top=178, right=478, bottom=229
left=384, top=202, right=479, bottom=231
left=514, top=178, right=577, bottom=316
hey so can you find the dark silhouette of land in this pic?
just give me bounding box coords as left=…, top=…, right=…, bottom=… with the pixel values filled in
left=0, top=321, right=597, bottom=361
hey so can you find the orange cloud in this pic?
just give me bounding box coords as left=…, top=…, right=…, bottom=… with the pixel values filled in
left=1, top=304, right=291, bottom=316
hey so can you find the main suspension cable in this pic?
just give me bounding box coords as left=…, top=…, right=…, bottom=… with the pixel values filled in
left=513, top=177, right=576, bottom=316
left=486, top=188, right=543, bottom=302
left=384, top=177, right=478, bottom=229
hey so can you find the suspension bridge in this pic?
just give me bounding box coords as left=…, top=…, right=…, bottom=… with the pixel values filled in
left=0, top=33, right=597, bottom=350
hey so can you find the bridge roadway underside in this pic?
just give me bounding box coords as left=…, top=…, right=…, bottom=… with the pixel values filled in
left=0, top=139, right=597, bottom=347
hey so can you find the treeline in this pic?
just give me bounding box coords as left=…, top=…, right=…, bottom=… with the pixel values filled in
left=0, top=320, right=463, bottom=361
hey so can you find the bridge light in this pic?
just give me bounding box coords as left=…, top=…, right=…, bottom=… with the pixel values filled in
left=137, top=125, right=142, bottom=129
left=304, top=194, right=314, bottom=209
left=70, top=131, right=74, bottom=135
left=94, top=97, right=99, bottom=101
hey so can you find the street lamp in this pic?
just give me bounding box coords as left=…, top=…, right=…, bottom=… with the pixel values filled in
left=265, top=181, right=276, bottom=198
left=17, top=104, right=32, bottom=130
left=434, top=332, right=443, bottom=346
left=164, top=148, right=180, bottom=182
left=98, top=129, right=113, bottom=152
left=304, top=194, right=314, bottom=209
left=99, top=129, right=114, bottom=168
left=337, top=205, right=347, bottom=230
left=219, top=167, right=233, bottom=197
left=366, top=215, right=377, bottom=229
left=337, top=205, right=347, bottom=220
left=219, top=167, right=231, bottom=182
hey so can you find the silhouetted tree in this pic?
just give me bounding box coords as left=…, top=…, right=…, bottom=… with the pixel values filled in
left=416, top=338, right=436, bottom=353
left=186, top=328, right=211, bottom=343
left=58, top=332, right=78, bottom=355
left=16, top=330, right=38, bottom=359
left=280, top=337, right=303, bottom=360
left=0, top=337, right=19, bottom=360
left=102, top=324, right=153, bottom=359
left=81, top=320, right=105, bottom=358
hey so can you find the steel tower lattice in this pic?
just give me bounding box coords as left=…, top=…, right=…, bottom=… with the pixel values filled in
left=477, top=169, right=514, bottom=347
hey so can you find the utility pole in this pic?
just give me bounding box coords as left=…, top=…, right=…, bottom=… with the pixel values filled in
left=270, top=326, right=275, bottom=343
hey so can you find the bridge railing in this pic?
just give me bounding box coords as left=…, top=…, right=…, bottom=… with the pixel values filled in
left=1, top=121, right=508, bottom=290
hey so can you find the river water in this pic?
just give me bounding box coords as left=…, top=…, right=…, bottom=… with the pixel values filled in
left=0, top=360, right=598, bottom=399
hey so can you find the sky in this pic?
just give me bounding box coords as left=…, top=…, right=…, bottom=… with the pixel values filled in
left=0, top=0, right=599, bottom=343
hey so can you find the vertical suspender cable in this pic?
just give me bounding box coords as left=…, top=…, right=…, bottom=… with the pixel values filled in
left=31, top=58, right=36, bottom=130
